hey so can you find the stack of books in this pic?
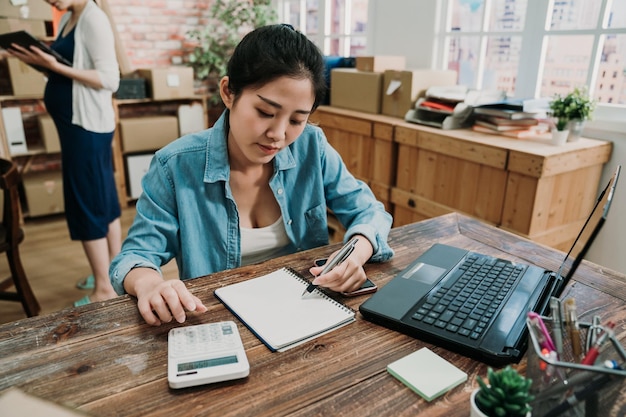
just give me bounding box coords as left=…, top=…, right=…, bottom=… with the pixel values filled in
left=471, top=101, right=549, bottom=138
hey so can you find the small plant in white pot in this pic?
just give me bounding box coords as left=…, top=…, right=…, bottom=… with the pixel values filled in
left=548, top=92, right=571, bottom=145
left=549, top=87, right=595, bottom=144
left=471, top=366, right=534, bottom=417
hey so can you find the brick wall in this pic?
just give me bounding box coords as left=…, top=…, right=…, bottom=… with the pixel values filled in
left=106, top=0, right=214, bottom=70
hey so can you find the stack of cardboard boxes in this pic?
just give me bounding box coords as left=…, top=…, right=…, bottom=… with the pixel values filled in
left=0, top=1, right=65, bottom=217
left=330, top=55, right=457, bottom=119
left=0, top=0, right=52, bottom=97
left=119, top=66, right=201, bottom=200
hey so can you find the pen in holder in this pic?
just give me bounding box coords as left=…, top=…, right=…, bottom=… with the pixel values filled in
left=526, top=316, right=626, bottom=417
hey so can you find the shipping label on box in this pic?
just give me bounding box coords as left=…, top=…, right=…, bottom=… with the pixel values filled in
left=136, top=67, right=194, bottom=100
left=0, top=0, right=53, bottom=20
left=23, top=170, right=64, bottom=217
left=0, top=17, right=46, bottom=37
left=6, top=57, right=46, bottom=97
left=356, top=56, right=406, bottom=73
left=330, top=68, right=383, bottom=114
left=120, top=115, right=179, bottom=153
left=37, top=114, right=60, bottom=153
left=382, top=69, right=457, bottom=118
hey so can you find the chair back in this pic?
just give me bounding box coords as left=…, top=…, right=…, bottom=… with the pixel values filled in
left=0, top=158, right=23, bottom=247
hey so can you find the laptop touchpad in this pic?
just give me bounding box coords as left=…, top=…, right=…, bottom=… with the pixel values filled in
left=402, top=263, right=447, bottom=284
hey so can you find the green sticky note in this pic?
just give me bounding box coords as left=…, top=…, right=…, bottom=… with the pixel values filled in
left=387, top=347, right=467, bottom=401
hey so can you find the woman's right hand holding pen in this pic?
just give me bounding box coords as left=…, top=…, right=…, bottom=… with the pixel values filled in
left=308, top=234, right=373, bottom=294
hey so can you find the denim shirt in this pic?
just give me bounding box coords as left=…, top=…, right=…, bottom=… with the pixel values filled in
left=110, top=112, right=394, bottom=295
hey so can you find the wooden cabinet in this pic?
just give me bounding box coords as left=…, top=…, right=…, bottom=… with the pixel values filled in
left=312, top=106, right=612, bottom=251
left=310, top=107, right=396, bottom=213
left=0, top=94, right=64, bottom=217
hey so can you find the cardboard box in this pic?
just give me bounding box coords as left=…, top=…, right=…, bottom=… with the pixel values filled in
left=126, top=154, right=153, bottom=199
left=23, top=170, right=64, bottom=217
left=136, top=67, right=194, bottom=100
left=6, top=57, right=46, bottom=97
left=0, top=17, right=47, bottom=37
left=177, top=102, right=205, bottom=135
left=119, top=115, right=179, bottom=153
left=330, top=68, right=383, bottom=114
left=382, top=69, right=457, bottom=118
left=0, top=0, right=53, bottom=20
left=37, top=114, right=60, bottom=153
left=356, top=56, right=406, bottom=73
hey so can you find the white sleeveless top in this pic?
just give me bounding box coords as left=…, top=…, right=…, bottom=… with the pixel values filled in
left=240, top=216, right=289, bottom=266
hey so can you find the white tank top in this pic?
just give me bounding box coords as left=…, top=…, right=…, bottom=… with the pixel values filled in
left=240, top=216, right=289, bottom=266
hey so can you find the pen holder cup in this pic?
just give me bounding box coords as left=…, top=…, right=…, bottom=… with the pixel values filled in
left=526, top=318, right=626, bottom=417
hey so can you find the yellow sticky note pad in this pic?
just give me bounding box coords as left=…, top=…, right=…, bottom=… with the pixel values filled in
left=387, top=347, right=467, bottom=401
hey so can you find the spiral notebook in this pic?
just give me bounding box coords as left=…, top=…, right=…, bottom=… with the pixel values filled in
left=214, top=267, right=356, bottom=352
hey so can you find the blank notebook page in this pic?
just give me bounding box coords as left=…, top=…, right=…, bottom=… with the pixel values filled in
left=214, top=268, right=355, bottom=351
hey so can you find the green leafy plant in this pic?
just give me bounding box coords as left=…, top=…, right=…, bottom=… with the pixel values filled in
left=475, top=366, right=534, bottom=417
left=186, top=0, right=277, bottom=104
left=549, top=87, right=596, bottom=131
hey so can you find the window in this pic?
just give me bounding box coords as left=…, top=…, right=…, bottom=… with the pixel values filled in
left=437, top=0, right=626, bottom=105
left=276, top=0, right=368, bottom=56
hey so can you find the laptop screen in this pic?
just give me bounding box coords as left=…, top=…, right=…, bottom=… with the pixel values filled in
left=555, top=165, right=621, bottom=288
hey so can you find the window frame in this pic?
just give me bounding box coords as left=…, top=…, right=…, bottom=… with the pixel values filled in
left=435, top=0, right=626, bottom=131
left=275, top=0, right=368, bottom=57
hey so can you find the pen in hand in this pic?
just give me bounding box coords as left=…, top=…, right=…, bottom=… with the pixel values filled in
left=301, top=237, right=359, bottom=298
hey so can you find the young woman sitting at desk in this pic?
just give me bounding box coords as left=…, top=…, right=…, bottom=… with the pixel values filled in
left=110, top=24, right=394, bottom=326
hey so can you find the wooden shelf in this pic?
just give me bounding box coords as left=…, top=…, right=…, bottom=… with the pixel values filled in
left=112, top=96, right=209, bottom=206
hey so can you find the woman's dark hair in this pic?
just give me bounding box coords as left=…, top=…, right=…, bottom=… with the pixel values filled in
left=226, top=24, right=327, bottom=110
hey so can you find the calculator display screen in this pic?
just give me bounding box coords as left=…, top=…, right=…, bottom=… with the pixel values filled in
left=178, top=355, right=238, bottom=372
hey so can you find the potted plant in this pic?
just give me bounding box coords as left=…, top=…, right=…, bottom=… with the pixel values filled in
left=185, top=0, right=277, bottom=106
left=549, top=87, right=595, bottom=143
left=471, top=366, right=534, bottom=417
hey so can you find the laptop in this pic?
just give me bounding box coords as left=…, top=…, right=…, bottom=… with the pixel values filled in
left=360, top=165, right=621, bottom=365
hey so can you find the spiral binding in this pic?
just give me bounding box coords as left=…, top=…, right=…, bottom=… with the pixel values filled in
left=284, top=267, right=355, bottom=314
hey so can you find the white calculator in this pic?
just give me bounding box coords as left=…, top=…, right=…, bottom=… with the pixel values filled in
left=168, top=321, right=250, bottom=389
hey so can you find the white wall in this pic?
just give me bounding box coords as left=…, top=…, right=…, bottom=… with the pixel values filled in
left=583, top=122, right=626, bottom=275
left=367, top=0, right=439, bottom=69
left=367, top=0, right=626, bottom=275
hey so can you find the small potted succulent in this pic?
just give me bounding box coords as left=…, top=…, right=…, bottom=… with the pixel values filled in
left=471, top=366, right=534, bottom=417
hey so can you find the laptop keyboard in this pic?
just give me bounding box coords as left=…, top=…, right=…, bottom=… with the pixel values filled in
left=410, top=254, right=526, bottom=341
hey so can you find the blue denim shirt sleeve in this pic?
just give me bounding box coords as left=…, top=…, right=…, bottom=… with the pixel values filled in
left=313, top=128, right=394, bottom=263
left=110, top=111, right=394, bottom=295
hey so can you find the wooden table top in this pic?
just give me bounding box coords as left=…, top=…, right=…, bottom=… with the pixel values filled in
left=1, top=213, right=625, bottom=417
